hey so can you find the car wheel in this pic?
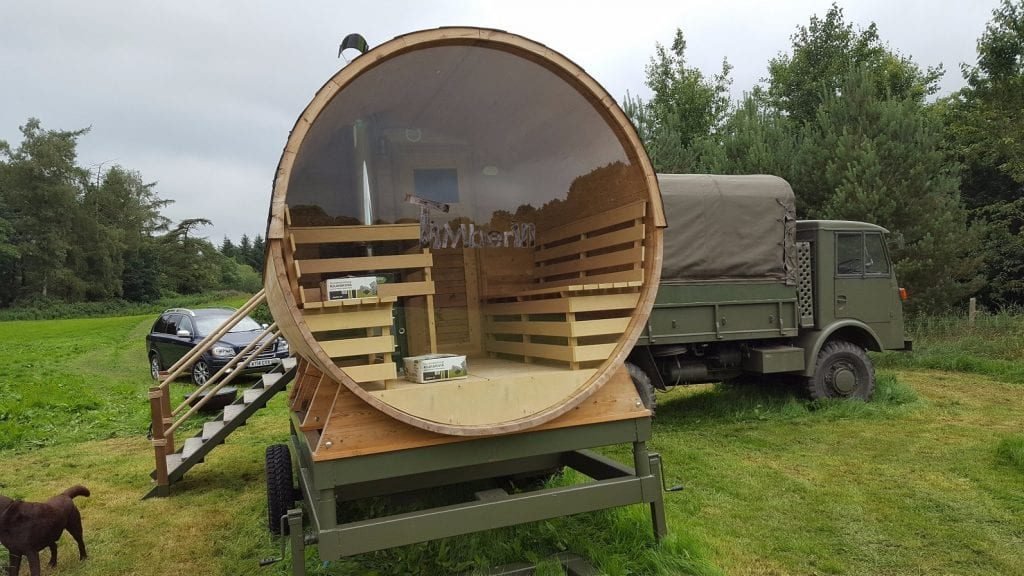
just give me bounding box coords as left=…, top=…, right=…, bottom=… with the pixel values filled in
left=626, top=362, right=657, bottom=417
left=266, top=444, right=295, bottom=535
left=806, top=340, right=875, bottom=400
left=191, top=359, right=211, bottom=386
left=149, top=352, right=162, bottom=381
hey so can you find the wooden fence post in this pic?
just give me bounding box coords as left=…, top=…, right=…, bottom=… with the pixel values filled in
left=969, top=297, right=977, bottom=327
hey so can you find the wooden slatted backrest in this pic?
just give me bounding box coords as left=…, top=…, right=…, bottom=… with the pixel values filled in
left=288, top=223, right=435, bottom=307
left=532, top=201, right=646, bottom=288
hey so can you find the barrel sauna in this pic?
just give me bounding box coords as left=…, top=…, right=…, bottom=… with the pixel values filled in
left=265, top=28, right=665, bottom=454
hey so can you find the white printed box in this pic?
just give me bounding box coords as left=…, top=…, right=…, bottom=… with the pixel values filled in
left=321, top=276, right=380, bottom=301
left=403, top=354, right=468, bottom=383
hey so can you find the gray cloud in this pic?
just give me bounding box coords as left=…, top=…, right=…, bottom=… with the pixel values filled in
left=0, top=0, right=998, bottom=242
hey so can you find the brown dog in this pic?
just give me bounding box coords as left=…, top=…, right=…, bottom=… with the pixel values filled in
left=0, top=486, right=89, bottom=576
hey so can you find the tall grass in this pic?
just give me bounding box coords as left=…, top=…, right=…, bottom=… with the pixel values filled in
left=877, top=308, right=1024, bottom=384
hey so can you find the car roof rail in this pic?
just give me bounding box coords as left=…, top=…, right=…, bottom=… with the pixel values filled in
left=163, top=307, right=195, bottom=316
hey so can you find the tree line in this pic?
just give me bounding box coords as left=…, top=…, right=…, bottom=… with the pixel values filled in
left=626, top=1, right=1023, bottom=312
left=0, top=120, right=264, bottom=307
left=1, top=1, right=1020, bottom=313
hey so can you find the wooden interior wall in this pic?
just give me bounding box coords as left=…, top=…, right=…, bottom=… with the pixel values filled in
left=429, top=248, right=482, bottom=356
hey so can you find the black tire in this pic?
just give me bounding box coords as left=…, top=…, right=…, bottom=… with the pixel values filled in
left=191, top=359, right=210, bottom=386
left=806, top=340, right=875, bottom=400
left=626, top=362, right=657, bottom=416
left=149, top=352, right=162, bottom=381
left=266, top=444, right=294, bottom=535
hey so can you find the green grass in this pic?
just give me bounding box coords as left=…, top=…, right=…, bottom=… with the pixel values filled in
left=0, top=293, right=250, bottom=451
left=1, top=312, right=1023, bottom=575
left=0, top=290, right=254, bottom=322
left=996, top=434, right=1024, bottom=472
left=877, top=310, right=1024, bottom=384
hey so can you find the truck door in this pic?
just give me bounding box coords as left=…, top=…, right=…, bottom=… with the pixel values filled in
left=834, top=232, right=892, bottom=325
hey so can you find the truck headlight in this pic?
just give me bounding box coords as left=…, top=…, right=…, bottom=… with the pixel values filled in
left=211, top=345, right=234, bottom=358
left=278, top=339, right=289, bottom=351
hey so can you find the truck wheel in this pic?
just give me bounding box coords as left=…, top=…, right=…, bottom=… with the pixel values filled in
left=807, top=340, right=875, bottom=400
left=266, top=444, right=295, bottom=535
left=626, top=362, right=657, bottom=416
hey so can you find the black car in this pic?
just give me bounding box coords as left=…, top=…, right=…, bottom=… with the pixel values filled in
left=146, top=307, right=289, bottom=385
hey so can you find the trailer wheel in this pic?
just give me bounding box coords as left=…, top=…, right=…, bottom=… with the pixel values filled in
left=626, top=362, right=657, bottom=416
left=806, top=340, right=875, bottom=400
left=266, top=444, right=295, bottom=535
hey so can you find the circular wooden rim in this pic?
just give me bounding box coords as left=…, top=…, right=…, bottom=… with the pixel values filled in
left=266, top=27, right=663, bottom=436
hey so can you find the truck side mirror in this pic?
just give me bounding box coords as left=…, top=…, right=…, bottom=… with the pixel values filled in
left=176, top=329, right=192, bottom=338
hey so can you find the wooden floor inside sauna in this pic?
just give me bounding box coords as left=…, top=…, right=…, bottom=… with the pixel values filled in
left=358, top=357, right=599, bottom=427
left=361, top=356, right=597, bottom=391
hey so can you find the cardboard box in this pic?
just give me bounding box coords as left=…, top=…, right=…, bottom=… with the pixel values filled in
left=403, top=354, right=468, bottom=383
left=321, top=276, right=380, bottom=301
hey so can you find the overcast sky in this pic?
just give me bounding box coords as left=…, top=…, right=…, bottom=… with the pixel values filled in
left=0, top=1, right=999, bottom=242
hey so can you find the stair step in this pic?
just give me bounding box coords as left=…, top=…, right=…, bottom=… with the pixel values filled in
left=223, top=404, right=245, bottom=421
left=282, top=357, right=297, bottom=371
left=166, top=453, right=183, bottom=471
left=243, top=388, right=263, bottom=404
left=262, top=373, right=281, bottom=389
left=182, top=437, right=205, bottom=459
left=202, top=420, right=226, bottom=440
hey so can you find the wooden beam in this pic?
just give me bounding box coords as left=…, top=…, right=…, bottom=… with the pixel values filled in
left=298, top=252, right=433, bottom=275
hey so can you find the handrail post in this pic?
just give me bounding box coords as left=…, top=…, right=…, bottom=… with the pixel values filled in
left=149, top=387, right=170, bottom=492
left=160, top=386, right=175, bottom=454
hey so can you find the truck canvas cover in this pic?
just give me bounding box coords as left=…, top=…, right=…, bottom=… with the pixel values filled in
left=658, top=174, right=797, bottom=284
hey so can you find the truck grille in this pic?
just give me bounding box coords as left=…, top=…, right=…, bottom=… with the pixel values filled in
left=797, top=241, right=814, bottom=327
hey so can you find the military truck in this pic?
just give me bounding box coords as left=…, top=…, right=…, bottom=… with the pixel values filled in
left=627, top=174, right=912, bottom=405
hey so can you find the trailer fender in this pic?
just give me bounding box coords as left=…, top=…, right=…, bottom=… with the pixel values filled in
left=796, top=321, right=885, bottom=377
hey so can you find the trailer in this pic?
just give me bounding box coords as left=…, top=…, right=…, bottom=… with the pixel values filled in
left=260, top=28, right=670, bottom=573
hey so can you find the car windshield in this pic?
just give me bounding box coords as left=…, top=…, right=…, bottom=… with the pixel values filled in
left=194, top=314, right=263, bottom=336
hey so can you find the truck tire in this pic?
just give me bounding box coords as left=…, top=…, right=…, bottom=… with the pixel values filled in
left=626, top=362, right=657, bottom=416
left=806, top=340, right=875, bottom=400
left=265, top=444, right=294, bottom=535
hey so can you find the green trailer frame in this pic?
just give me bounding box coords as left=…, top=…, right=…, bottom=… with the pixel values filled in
left=283, top=412, right=667, bottom=575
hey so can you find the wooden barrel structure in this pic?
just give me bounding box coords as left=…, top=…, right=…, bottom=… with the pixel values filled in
left=265, top=28, right=665, bottom=455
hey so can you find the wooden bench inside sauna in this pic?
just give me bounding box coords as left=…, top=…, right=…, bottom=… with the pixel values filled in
left=276, top=194, right=650, bottom=428
left=262, top=33, right=665, bottom=449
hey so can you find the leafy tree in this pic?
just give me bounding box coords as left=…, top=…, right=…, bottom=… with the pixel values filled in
left=0, top=119, right=89, bottom=299
left=793, top=69, right=981, bottom=311
left=713, top=94, right=795, bottom=176
left=951, top=0, right=1024, bottom=183
left=158, top=218, right=222, bottom=294
left=766, top=3, right=942, bottom=124
left=122, top=240, right=162, bottom=302
left=943, top=0, right=1024, bottom=306
left=220, top=236, right=237, bottom=259
left=624, top=29, right=732, bottom=172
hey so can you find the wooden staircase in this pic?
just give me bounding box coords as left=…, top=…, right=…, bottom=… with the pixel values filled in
left=145, top=358, right=297, bottom=498
left=146, top=290, right=296, bottom=498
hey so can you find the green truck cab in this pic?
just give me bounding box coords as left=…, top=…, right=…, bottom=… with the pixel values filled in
left=629, top=174, right=911, bottom=403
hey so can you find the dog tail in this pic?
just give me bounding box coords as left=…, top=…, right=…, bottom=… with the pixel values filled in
left=63, top=485, right=90, bottom=500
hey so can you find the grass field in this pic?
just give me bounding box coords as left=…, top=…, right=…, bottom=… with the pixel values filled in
left=0, top=310, right=1022, bottom=575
